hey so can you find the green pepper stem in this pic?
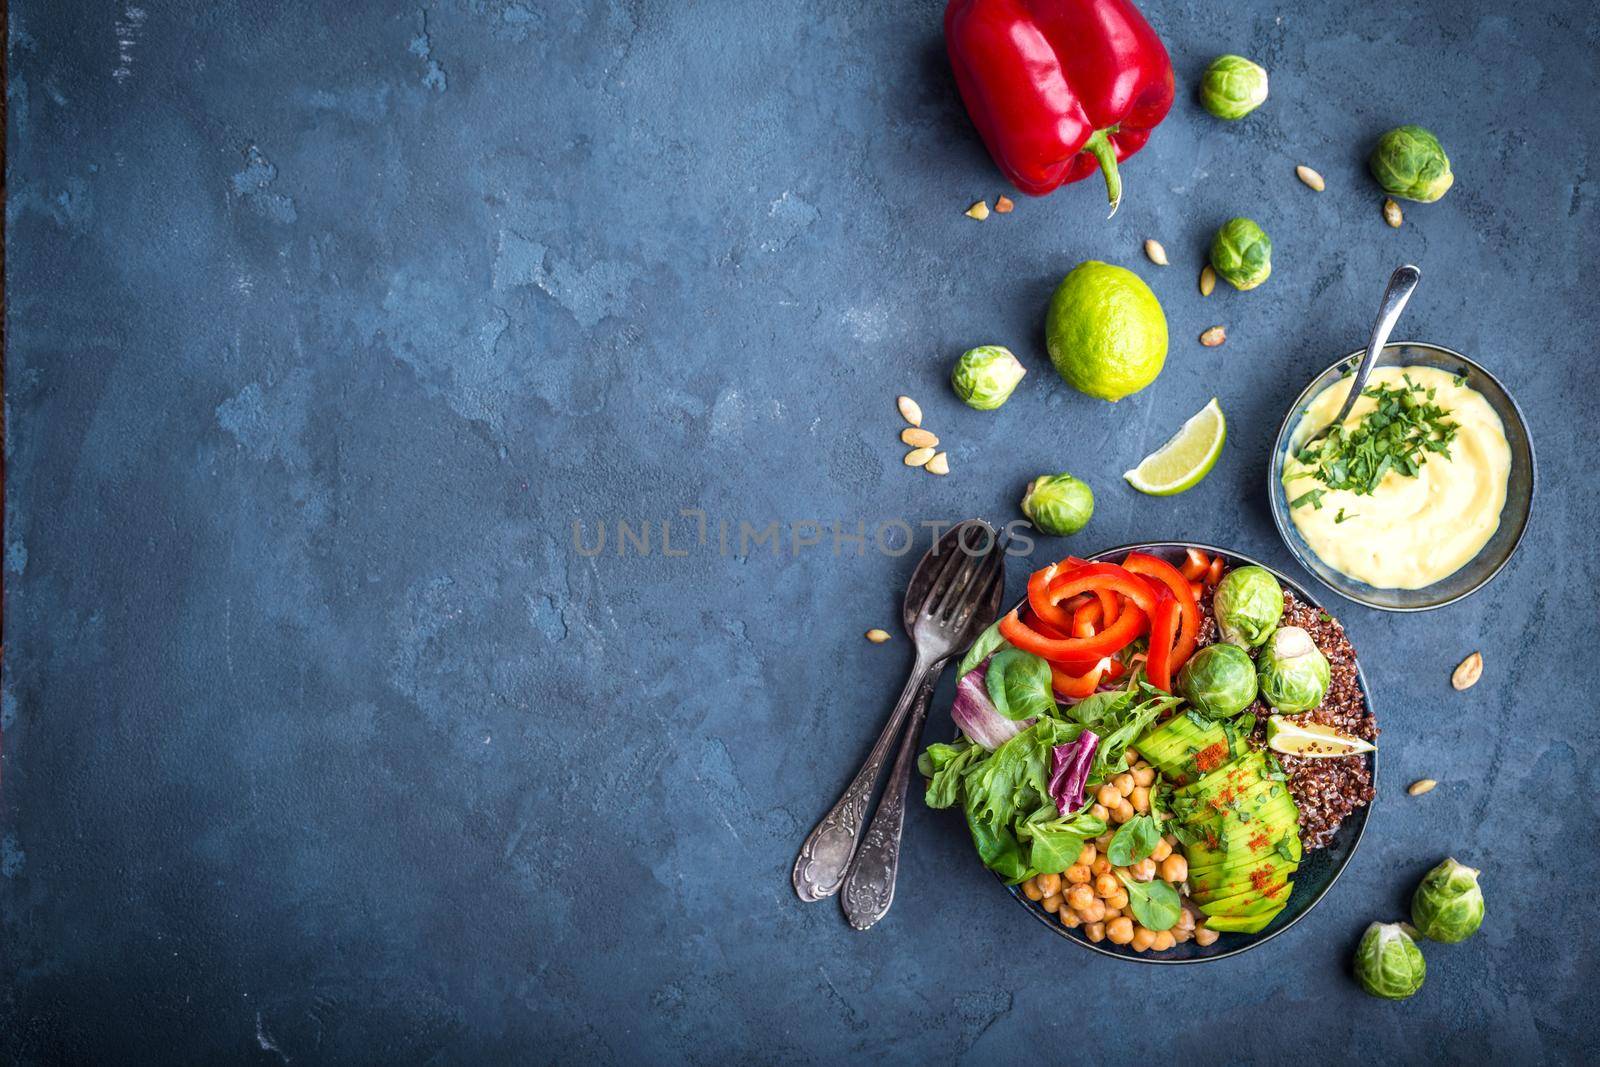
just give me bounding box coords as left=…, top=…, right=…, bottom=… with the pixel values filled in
left=1082, top=128, right=1122, bottom=219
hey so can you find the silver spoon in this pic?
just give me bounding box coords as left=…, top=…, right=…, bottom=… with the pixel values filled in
left=1305, top=264, right=1422, bottom=448
left=792, top=520, right=1006, bottom=904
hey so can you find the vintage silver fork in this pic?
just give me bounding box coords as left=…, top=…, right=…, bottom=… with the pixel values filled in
left=792, top=520, right=1006, bottom=906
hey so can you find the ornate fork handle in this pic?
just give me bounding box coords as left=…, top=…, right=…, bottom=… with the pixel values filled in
left=841, top=668, right=939, bottom=929
left=792, top=659, right=933, bottom=902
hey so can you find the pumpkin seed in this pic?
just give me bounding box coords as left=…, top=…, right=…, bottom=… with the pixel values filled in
left=1144, top=239, right=1168, bottom=266
left=865, top=628, right=891, bottom=644
left=1407, top=779, right=1438, bottom=796
left=1451, top=651, right=1483, bottom=690
left=965, top=200, right=990, bottom=221
left=1199, top=265, right=1216, bottom=297
left=901, top=427, right=938, bottom=448
left=1296, top=165, right=1326, bottom=192
left=904, top=447, right=936, bottom=467
left=1199, top=326, right=1226, bottom=347
left=896, top=395, right=922, bottom=427
left=925, top=452, right=950, bottom=475
left=1383, top=198, right=1402, bottom=228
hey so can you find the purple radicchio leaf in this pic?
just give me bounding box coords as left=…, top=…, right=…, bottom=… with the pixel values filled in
left=951, top=660, right=1032, bottom=751
left=1049, top=730, right=1100, bottom=816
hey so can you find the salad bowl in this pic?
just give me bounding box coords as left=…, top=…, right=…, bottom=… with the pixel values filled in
left=996, top=541, right=1374, bottom=964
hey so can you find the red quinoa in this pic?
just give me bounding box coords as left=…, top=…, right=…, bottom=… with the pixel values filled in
left=1198, top=588, right=1377, bottom=850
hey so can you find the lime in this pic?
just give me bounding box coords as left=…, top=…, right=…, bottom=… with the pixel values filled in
left=1265, top=715, right=1376, bottom=758
left=1044, top=261, right=1168, bottom=401
left=1123, top=398, right=1227, bottom=495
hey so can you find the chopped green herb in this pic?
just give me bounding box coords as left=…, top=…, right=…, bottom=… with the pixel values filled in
left=1294, top=380, right=1458, bottom=497
left=1290, top=488, right=1327, bottom=510
left=1318, top=611, right=1332, bottom=623
left=1334, top=507, right=1358, bottom=524
left=1451, top=373, right=1468, bottom=388
left=1274, top=836, right=1297, bottom=862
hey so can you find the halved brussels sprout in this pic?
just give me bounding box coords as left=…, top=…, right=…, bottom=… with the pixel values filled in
left=1176, top=643, right=1258, bottom=717
left=952, top=345, right=1026, bottom=410
left=1209, top=218, right=1272, bottom=291
left=1255, top=626, right=1330, bottom=713
left=1200, top=55, right=1268, bottom=120
left=1354, top=921, right=1426, bottom=1000
left=1212, top=565, right=1283, bottom=648
left=1411, top=858, right=1484, bottom=943
left=1369, top=125, right=1454, bottom=203
left=1020, top=473, right=1094, bottom=537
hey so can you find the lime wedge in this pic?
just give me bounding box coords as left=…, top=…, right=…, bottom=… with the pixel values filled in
left=1265, top=715, right=1376, bottom=758
left=1123, top=398, right=1226, bottom=495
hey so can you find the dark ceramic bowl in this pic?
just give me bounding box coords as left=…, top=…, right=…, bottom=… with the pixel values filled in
left=998, top=542, right=1373, bottom=964
left=1268, top=342, right=1536, bottom=611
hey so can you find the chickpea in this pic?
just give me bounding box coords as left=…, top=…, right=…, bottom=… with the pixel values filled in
left=1094, top=832, right=1115, bottom=851
left=1130, top=926, right=1156, bottom=952
left=1090, top=803, right=1110, bottom=822
left=1096, top=783, right=1121, bottom=807
left=1022, top=878, right=1043, bottom=901
left=1085, top=921, right=1107, bottom=943
left=1113, top=772, right=1136, bottom=798
left=1077, top=898, right=1106, bottom=924
left=1035, top=872, right=1061, bottom=898
left=1152, top=930, right=1176, bottom=951
left=1128, top=857, right=1157, bottom=882
left=1106, top=916, right=1135, bottom=944
left=1058, top=908, right=1081, bottom=928
left=1093, top=873, right=1119, bottom=898
left=1091, top=856, right=1112, bottom=877
left=1150, top=839, right=1173, bottom=863
left=1105, top=887, right=1129, bottom=911
left=1130, top=785, right=1150, bottom=813
left=1124, top=747, right=1139, bottom=764
left=1076, top=842, right=1097, bottom=867
left=1111, top=799, right=1135, bottom=824
left=1041, top=893, right=1062, bottom=913
left=1064, top=863, right=1091, bottom=886
left=1102, top=907, right=1121, bottom=920
left=1066, top=884, right=1095, bottom=912
left=1132, top=763, right=1156, bottom=787
left=1173, top=926, right=1193, bottom=943
left=1175, top=909, right=1197, bottom=935
left=1194, top=924, right=1219, bottom=947
left=1159, top=854, right=1188, bottom=884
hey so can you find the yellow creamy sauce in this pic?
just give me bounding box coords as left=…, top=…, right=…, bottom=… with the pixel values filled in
left=1283, top=366, right=1511, bottom=589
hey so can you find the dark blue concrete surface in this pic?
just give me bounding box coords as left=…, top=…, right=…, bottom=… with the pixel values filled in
left=4, top=0, right=1598, bottom=1062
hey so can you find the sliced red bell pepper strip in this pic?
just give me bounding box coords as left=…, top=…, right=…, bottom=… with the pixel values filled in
left=1122, top=552, right=1200, bottom=668
left=1000, top=602, right=1148, bottom=664
left=1027, top=563, right=1078, bottom=631
left=1052, top=657, right=1113, bottom=700
left=1144, top=592, right=1180, bottom=692
left=1181, top=548, right=1210, bottom=581
left=1206, top=556, right=1225, bottom=586
left=1189, top=580, right=1205, bottom=602
left=1071, top=598, right=1102, bottom=638
left=1045, top=562, right=1161, bottom=616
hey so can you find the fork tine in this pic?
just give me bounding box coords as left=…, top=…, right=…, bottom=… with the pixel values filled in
left=917, top=531, right=968, bottom=618
left=933, top=522, right=995, bottom=621
left=950, top=540, right=1004, bottom=629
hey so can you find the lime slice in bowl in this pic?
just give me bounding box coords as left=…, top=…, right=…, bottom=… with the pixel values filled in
left=1266, top=715, right=1376, bottom=758
left=1124, top=398, right=1226, bottom=495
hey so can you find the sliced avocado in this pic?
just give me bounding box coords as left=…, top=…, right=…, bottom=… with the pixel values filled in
left=1196, top=877, right=1294, bottom=916
left=1136, top=712, right=1251, bottom=783
left=1175, top=776, right=1294, bottom=830
left=1174, top=750, right=1269, bottom=802
left=1189, top=856, right=1297, bottom=898
left=1200, top=908, right=1284, bottom=934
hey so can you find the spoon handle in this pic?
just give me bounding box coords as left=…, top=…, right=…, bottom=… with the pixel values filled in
left=1329, top=264, right=1422, bottom=429
left=792, top=658, right=935, bottom=902
left=840, top=670, right=939, bottom=929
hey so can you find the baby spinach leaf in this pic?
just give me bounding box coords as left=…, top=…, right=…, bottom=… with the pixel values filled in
left=1118, top=872, right=1182, bottom=931
left=1107, top=813, right=1160, bottom=866
left=956, top=619, right=1010, bottom=678
left=985, top=649, right=1058, bottom=722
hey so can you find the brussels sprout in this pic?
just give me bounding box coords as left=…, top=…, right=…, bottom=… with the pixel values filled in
left=1020, top=474, right=1094, bottom=537
left=1369, top=125, right=1454, bottom=203
left=951, top=345, right=1026, bottom=410
left=1255, top=626, right=1330, bottom=713
left=1199, top=55, right=1268, bottom=120
left=1176, top=643, right=1258, bottom=717
left=1411, top=858, right=1484, bottom=943
left=1354, top=921, right=1426, bottom=1000
left=1212, top=565, right=1284, bottom=648
left=1209, top=218, right=1272, bottom=291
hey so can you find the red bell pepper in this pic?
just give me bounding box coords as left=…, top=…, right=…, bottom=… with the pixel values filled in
left=1121, top=552, right=1200, bottom=667
left=944, top=0, right=1175, bottom=216
left=1000, top=602, right=1148, bottom=664
left=1046, top=562, right=1161, bottom=616
left=1144, top=592, right=1180, bottom=692
left=1052, top=657, right=1115, bottom=699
